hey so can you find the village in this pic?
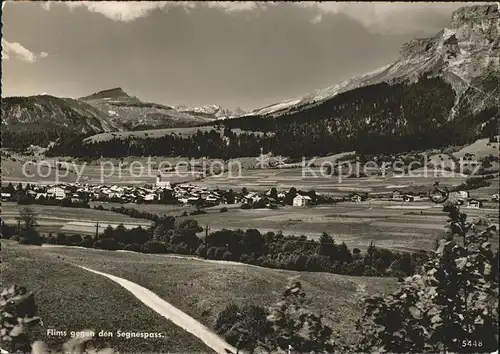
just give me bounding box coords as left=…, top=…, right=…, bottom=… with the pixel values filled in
left=2, top=170, right=497, bottom=209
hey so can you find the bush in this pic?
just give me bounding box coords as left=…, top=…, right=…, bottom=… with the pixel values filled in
left=357, top=207, right=499, bottom=353
left=0, top=284, right=116, bottom=353
left=190, top=209, right=207, bottom=216
left=241, top=203, right=252, bottom=210
left=207, top=246, right=218, bottom=259
left=18, top=229, right=43, bottom=246
left=196, top=245, right=207, bottom=258
left=0, top=284, right=41, bottom=353
left=220, top=207, right=228, bottom=213
left=80, top=235, right=94, bottom=248
left=141, top=241, right=169, bottom=254
left=94, top=238, right=119, bottom=251
left=123, top=243, right=141, bottom=252
left=222, top=251, right=234, bottom=261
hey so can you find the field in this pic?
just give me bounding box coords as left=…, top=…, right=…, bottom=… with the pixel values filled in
left=1, top=155, right=260, bottom=185
left=453, top=137, right=499, bottom=159
left=181, top=201, right=500, bottom=252
left=190, top=166, right=469, bottom=196
left=4, top=242, right=399, bottom=348
left=1, top=242, right=212, bottom=353
left=1, top=202, right=152, bottom=235
left=0, top=155, right=204, bottom=185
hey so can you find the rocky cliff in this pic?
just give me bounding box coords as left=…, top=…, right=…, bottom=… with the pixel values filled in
left=246, top=4, right=499, bottom=118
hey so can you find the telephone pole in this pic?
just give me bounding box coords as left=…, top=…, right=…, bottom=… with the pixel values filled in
left=95, top=222, right=99, bottom=239
left=204, top=224, right=210, bottom=260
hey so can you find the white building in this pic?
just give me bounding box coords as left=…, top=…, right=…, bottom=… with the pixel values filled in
left=156, top=173, right=172, bottom=189
left=1, top=193, right=11, bottom=201
left=47, top=186, right=66, bottom=200
left=467, top=199, right=481, bottom=209
left=144, top=193, right=158, bottom=201
left=293, top=195, right=311, bottom=207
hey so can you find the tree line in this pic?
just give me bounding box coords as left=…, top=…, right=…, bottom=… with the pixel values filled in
left=43, top=77, right=498, bottom=159
left=3, top=205, right=427, bottom=279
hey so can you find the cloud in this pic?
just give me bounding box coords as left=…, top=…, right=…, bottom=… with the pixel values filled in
left=44, top=1, right=269, bottom=22
left=38, top=1, right=484, bottom=34
left=298, top=2, right=488, bottom=34
left=2, top=38, right=48, bottom=63
left=205, top=2, right=259, bottom=12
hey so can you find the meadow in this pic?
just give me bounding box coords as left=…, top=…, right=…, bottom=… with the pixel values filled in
left=7, top=242, right=399, bottom=348
left=189, top=165, right=470, bottom=196
left=1, top=202, right=152, bottom=235
left=180, top=201, right=499, bottom=252
left=1, top=242, right=212, bottom=353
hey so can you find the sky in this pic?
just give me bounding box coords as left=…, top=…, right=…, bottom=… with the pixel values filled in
left=1, top=1, right=487, bottom=110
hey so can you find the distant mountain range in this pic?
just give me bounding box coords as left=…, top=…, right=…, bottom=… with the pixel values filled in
left=1, top=87, right=246, bottom=134
left=2, top=4, right=498, bottom=155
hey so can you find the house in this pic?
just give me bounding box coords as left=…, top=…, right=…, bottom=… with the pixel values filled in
left=1, top=193, right=11, bottom=201
left=351, top=194, right=362, bottom=203
left=47, top=186, right=66, bottom=200
left=144, top=194, right=157, bottom=202
left=392, top=190, right=402, bottom=200
left=156, top=173, right=172, bottom=189
left=402, top=195, right=415, bottom=202
left=293, top=195, right=312, bottom=207
left=35, top=193, right=48, bottom=200
left=351, top=192, right=367, bottom=203
left=467, top=199, right=482, bottom=209
left=492, top=194, right=499, bottom=202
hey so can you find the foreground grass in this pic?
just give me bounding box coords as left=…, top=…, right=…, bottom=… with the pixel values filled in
left=1, top=242, right=213, bottom=353
left=28, top=244, right=399, bottom=347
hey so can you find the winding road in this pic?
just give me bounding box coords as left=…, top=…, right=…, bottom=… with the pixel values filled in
left=76, top=265, right=237, bottom=354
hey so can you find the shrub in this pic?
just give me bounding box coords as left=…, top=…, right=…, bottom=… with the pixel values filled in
left=222, top=251, right=234, bottom=261
left=0, top=284, right=41, bottom=353
left=206, top=246, right=219, bottom=259
left=0, top=284, right=116, bottom=353
left=357, top=205, right=499, bottom=353
left=123, top=243, right=141, bottom=252
left=196, top=245, right=207, bottom=258
left=94, top=238, right=119, bottom=251
left=141, top=241, right=169, bottom=254
left=190, top=209, right=207, bottom=216
left=220, top=207, right=228, bottom=213
left=241, top=203, right=252, bottom=210
left=18, top=229, right=43, bottom=246
left=80, top=235, right=94, bottom=248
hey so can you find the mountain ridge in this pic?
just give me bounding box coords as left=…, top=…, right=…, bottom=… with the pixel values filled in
left=243, top=4, right=499, bottom=119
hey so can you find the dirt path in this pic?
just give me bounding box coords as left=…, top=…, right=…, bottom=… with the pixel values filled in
left=76, top=265, right=237, bottom=354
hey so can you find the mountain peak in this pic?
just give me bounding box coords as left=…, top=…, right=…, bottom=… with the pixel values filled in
left=451, top=4, right=499, bottom=28
left=80, top=87, right=131, bottom=101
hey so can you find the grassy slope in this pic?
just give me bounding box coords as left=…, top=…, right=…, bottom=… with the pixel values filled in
left=26, top=245, right=400, bottom=347
left=1, top=202, right=152, bottom=235
left=1, top=242, right=212, bottom=353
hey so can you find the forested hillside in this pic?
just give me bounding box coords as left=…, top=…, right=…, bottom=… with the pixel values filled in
left=47, top=77, right=498, bottom=158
